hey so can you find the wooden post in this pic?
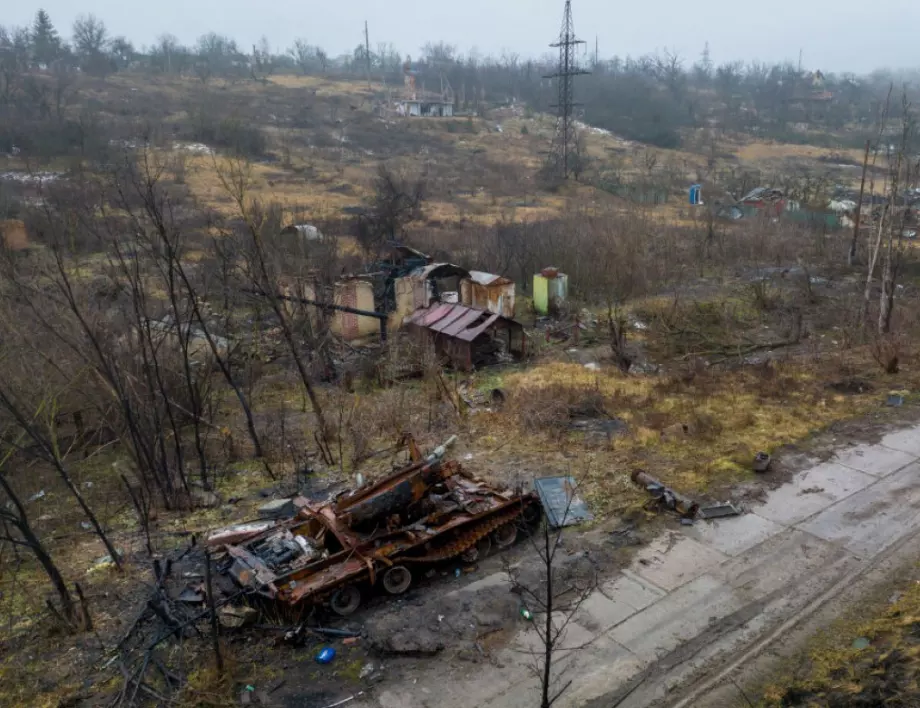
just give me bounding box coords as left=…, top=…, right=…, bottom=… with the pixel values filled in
left=204, top=550, right=223, bottom=675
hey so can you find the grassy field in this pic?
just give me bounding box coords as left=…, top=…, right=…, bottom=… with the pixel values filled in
left=1, top=70, right=916, bottom=707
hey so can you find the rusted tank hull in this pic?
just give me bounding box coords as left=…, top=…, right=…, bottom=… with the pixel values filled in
left=219, top=455, right=540, bottom=612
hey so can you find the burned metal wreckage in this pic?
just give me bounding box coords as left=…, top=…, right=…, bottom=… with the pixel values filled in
left=208, top=438, right=540, bottom=616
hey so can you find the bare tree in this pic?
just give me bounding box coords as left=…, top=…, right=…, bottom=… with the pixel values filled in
left=505, top=484, right=596, bottom=708
left=354, top=164, right=426, bottom=260
left=289, top=39, right=314, bottom=75
left=215, top=157, right=328, bottom=437
left=0, top=440, right=76, bottom=625
left=878, top=93, right=915, bottom=336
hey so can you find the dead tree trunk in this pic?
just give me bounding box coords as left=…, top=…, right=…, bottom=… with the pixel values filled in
left=0, top=386, right=123, bottom=571
left=0, top=470, right=76, bottom=624
left=848, top=140, right=871, bottom=266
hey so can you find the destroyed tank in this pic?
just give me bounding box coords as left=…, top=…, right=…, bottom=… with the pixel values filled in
left=219, top=437, right=540, bottom=616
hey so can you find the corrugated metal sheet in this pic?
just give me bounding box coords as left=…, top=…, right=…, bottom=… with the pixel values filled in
left=468, top=271, right=512, bottom=286
left=408, top=303, right=513, bottom=342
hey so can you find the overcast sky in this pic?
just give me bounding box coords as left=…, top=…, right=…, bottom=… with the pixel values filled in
left=8, top=0, right=920, bottom=74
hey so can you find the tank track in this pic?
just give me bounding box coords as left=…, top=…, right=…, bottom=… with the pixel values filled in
left=399, top=504, right=525, bottom=564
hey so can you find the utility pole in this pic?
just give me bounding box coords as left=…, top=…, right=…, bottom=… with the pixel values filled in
left=595, top=35, right=599, bottom=69
left=544, top=0, right=591, bottom=180
left=364, top=20, right=372, bottom=88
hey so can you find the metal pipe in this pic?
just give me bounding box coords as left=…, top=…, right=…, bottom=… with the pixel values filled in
left=241, top=288, right=388, bottom=341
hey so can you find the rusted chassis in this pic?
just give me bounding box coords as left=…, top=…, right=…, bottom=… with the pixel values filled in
left=222, top=456, right=540, bottom=614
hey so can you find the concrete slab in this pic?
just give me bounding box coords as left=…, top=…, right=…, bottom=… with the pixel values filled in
left=603, top=571, right=666, bottom=610
left=575, top=590, right=642, bottom=633
left=448, top=571, right=510, bottom=596
left=880, top=426, right=920, bottom=455
left=682, top=512, right=786, bottom=556
left=833, top=443, right=916, bottom=477
left=753, top=462, right=874, bottom=525
left=628, top=533, right=729, bottom=591
left=797, top=463, right=920, bottom=556
left=608, top=574, right=745, bottom=662
left=713, top=528, right=852, bottom=599
left=555, top=635, right=647, bottom=708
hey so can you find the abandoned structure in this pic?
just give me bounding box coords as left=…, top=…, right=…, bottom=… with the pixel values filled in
left=399, top=99, right=454, bottom=117
left=406, top=302, right=525, bottom=370
left=398, top=57, right=455, bottom=117
left=461, top=271, right=516, bottom=319
left=533, top=268, right=569, bottom=315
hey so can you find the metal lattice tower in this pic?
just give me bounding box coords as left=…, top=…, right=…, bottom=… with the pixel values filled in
left=544, top=0, right=590, bottom=179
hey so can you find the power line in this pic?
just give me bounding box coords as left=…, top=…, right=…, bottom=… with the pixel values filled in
left=544, top=0, right=590, bottom=180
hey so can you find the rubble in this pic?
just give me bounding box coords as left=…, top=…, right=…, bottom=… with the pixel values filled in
left=258, top=498, right=298, bottom=519
left=631, top=470, right=699, bottom=518
left=698, top=502, right=743, bottom=519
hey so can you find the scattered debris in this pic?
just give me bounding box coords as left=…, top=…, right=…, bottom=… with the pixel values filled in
left=310, top=626, right=362, bottom=638
left=534, top=476, right=593, bottom=528
left=88, top=551, right=123, bottom=574
left=680, top=518, right=695, bottom=526
left=828, top=378, right=872, bottom=395
left=27, top=489, right=46, bottom=502
left=631, top=470, right=699, bottom=518
left=321, top=693, right=364, bottom=708
left=698, top=502, right=743, bottom=519
left=852, top=637, right=871, bottom=650
left=0, top=170, right=63, bottom=184
left=887, top=393, right=905, bottom=407
left=569, top=416, right=628, bottom=442
left=800, top=486, right=826, bottom=495
left=177, top=587, right=204, bottom=604
left=316, top=646, right=336, bottom=664
left=753, top=452, right=772, bottom=473
left=219, top=605, right=258, bottom=629
left=359, top=662, right=376, bottom=679
left=257, top=498, right=298, bottom=519
left=207, top=521, right=277, bottom=547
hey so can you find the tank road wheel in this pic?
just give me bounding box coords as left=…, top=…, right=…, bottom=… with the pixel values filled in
left=522, top=503, right=542, bottom=527
left=330, top=585, right=361, bottom=616
left=382, top=565, right=412, bottom=595
left=492, top=523, right=518, bottom=549
left=460, top=536, right=493, bottom=563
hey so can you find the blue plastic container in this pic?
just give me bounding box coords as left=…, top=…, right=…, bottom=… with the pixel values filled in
left=316, top=646, right=336, bottom=664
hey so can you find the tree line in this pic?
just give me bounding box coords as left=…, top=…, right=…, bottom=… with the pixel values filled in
left=3, top=10, right=919, bottom=150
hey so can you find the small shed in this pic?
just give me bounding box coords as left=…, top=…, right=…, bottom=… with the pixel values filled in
left=392, top=263, right=471, bottom=326
left=461, top=271, right=515, bottom=318
left=533, top=268, right=568, bottom=315
left=406, top=303, right=525, bottom=371
left=330, top=279, right=379, bottom=340
left=400, top=100, right=454, bottom=117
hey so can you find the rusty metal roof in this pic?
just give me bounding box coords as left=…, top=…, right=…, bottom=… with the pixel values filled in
left=408, top=303, right=517, bottom=342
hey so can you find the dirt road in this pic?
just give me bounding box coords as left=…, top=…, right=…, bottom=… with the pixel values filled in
left=336, top=424, right=920, bottom=708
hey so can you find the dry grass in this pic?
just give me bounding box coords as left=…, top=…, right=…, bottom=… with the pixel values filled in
left=491, top=354, right=884, bottom=514
left=761, top=569, right=920, bottom=706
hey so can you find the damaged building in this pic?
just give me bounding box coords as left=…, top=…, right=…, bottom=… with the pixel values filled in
left=405, top=302, right=525, bottom=371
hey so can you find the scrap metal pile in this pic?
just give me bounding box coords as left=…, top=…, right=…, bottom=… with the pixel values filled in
left=209, top=437, right=541, bottom=617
